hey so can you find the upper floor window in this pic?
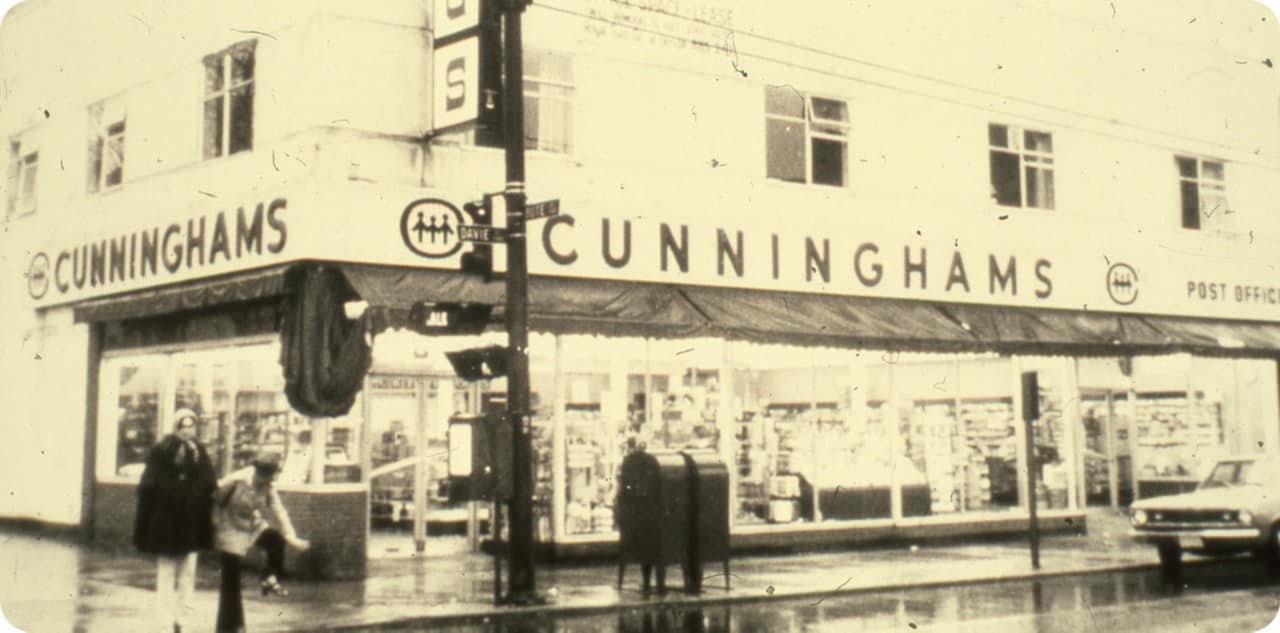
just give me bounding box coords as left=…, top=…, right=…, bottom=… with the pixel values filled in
left=989, top=124, right=1054, bottom=209
left=88, top=100, right=126, bottom=192
left=765, top=86, right=849, bottom=187
left=1176, top=156, right=1227, bottom=230
left=202, top=40, right=256, bottom=160
left=476, top=50, right=574, bottom=154
left=6, top=137, right=38, bottom=218
left=524, top=50, right=574, bottom=153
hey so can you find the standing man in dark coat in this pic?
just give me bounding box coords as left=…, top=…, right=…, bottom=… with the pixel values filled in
left=134, top=407, right=217, bottom=633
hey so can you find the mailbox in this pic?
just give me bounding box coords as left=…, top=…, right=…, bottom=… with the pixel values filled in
left=616, top=451, right=691, bottom=593
left=682, top=450, right=730, bottom=593
left=615, top=450, right=731, bottom=594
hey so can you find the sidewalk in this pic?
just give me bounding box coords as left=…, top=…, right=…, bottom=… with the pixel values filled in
left=0, top=508, right=1163, bottom=633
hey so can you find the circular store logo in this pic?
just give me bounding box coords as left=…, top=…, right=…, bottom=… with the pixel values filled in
left=400, top=198, right=465, bottom=259
left=1106, top=262, right=1139, bottom=306
left=26, top=252, right=50, bottom=299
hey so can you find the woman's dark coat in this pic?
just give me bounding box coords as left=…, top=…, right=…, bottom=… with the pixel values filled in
left=133, top=434, right=217, bottom=555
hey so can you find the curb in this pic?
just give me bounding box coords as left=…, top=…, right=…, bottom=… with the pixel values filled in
left=319, top=559, right=1178, bottom=631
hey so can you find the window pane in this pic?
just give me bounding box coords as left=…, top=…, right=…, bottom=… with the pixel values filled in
left=766, top=86, right=804, bottom=118
left=103, top=131, right=123, bottom=185
left=1181, top=180, right=1200, bottom=229
left=203, top=98, right=224, bottom=160
left=523, top=94, right=540, bottom=151
left=204, top=58, right=224, bottom=94
left=19, top=157, right=37, bottom=209
left=116, top=364, right=162, bottom=476
left=1176, top=156, right=1197, bottom=178
left=1202, top=161, right=1224, bottom=181
left=1024, top=130, right=1052, bottom=153
left=230, top=47, right=254, bottom=84
left=533, top=51, right=572, bottom=82
left=989, top=150, right=1020, bottom=206
left=810, top=97, right=848, bottom=123
left=541, top=97, right=572, bottom=153
left=1201, top=192, right=1228, bottom=220
left=87, top=137, right=103, bottom=193
left=988, top=124, right=1009, bottom=148
left=228, top=85, right=254, bottom=154
left=811, top=137, right=846, bottom=187
left=766, top=118, right=805, bottom=183
left=104, top=135, right=124, bottom=187
left=1025, top=166, right=1054, bottom=209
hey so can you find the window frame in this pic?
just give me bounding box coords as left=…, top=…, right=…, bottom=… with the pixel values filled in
left=1175, top=155, right=1228, bottom=231
left=474, top=49, right=576, bottom=155
left=764, top=86, right=850, bottom=188
left=201, top=40, right=256, bottom=161
left=988, top=123, right=1055, bottom=210
left=88, top=102, right=127, bottom=193
left=522, top=49, right=575, bottom=154
left=7, top=137, right=38, bottom=218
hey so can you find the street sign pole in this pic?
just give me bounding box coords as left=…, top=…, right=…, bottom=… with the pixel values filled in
left=500, top=0, right=538, bottom=604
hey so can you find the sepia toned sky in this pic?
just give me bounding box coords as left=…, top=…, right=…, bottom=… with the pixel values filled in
left=0, top=0, right=1278, bottom=53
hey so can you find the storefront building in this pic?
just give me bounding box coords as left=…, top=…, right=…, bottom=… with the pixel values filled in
left=3, top=0, right=1278, bottom=578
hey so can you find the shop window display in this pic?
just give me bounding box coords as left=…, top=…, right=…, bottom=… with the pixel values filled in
left=559, top=372, right=620, bottom=536
left=111, top=361, right=164, bottom=477
left=1132, top=391, right=1224, bottom=497
left=99, top=341, right=361, bottom=485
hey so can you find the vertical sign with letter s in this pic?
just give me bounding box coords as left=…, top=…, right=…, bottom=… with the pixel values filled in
left=434, top=0, right=481, bottom=40
left=432, top=37, right=480, bottom=131
left=432, top=0, right=482, bottom=132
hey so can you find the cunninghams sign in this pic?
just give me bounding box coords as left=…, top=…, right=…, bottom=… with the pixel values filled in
left=535, top=215, right=1054, bottom=300
left=27, top=199, right=287, bottom=302
left=20, top=183, right=1280, bottom=324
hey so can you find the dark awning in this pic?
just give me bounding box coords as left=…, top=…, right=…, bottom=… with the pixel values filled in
left=71, top=262, right=1280, bottom=358
left=338, top=264, right=710, bottom=340
left=72, top=264, right=290, bottom=323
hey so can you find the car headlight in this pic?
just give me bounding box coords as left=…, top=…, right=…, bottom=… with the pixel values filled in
left=1238, top=510, right=1253, bottom=525
left=1131, top=509, right=1148, bottom=526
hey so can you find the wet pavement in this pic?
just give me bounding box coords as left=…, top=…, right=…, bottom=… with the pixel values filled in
left=0, top=508, right=1265, bottom=632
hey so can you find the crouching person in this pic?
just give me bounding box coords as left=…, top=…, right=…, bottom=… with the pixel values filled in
left=213, top=453, right=310, bottom=633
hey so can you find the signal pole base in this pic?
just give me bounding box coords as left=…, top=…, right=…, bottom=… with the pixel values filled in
left=499, top=590, right=551, bottom=607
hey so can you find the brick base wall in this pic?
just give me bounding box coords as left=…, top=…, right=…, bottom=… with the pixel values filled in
left=91, top=482, right=368, bottom=580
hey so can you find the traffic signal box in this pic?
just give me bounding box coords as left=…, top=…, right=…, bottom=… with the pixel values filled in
left=447, top=413, right=514, bottom=503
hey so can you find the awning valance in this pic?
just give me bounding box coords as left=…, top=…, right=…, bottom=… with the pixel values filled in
left=71, top=261, right=1280, bottom=358
left=336, top=263, right=1280, bottom=357
left=72, top=265, right=289, bottom=323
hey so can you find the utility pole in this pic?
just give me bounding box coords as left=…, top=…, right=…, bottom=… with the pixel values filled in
left=500, top=0, right=537, bottom=604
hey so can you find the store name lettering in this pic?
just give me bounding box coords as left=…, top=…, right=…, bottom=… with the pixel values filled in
left=540, top=217, right=1054, bottom=299
left=47, top=199, right=287, bottom=296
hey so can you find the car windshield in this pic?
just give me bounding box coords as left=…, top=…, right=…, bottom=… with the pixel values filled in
left=1202, top=459, right=1280, bottom=487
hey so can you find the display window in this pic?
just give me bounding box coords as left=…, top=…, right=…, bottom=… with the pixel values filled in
left=97, top=338, right=361, bottom=485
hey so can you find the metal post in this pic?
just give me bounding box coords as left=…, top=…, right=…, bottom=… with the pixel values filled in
left=1025, top=408, right=1041, bottom=570
left=501, top=0, right=537, bottom=603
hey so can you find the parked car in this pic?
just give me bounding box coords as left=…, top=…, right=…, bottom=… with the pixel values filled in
left=1129, top=454, right=1280, bottom=573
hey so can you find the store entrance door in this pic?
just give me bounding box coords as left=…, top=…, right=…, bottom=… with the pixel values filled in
left=1082, top=389, right=1133, bottom=508
left=365, top=375, right=477, bottom=558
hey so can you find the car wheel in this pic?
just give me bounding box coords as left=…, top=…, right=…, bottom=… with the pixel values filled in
left=1157, top=543, right=1181, bottom=576
left=1257, top=524, right=1280, bottom=573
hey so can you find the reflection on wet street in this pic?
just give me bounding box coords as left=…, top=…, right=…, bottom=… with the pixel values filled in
left=405, top=558, right=1280, bottom=633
